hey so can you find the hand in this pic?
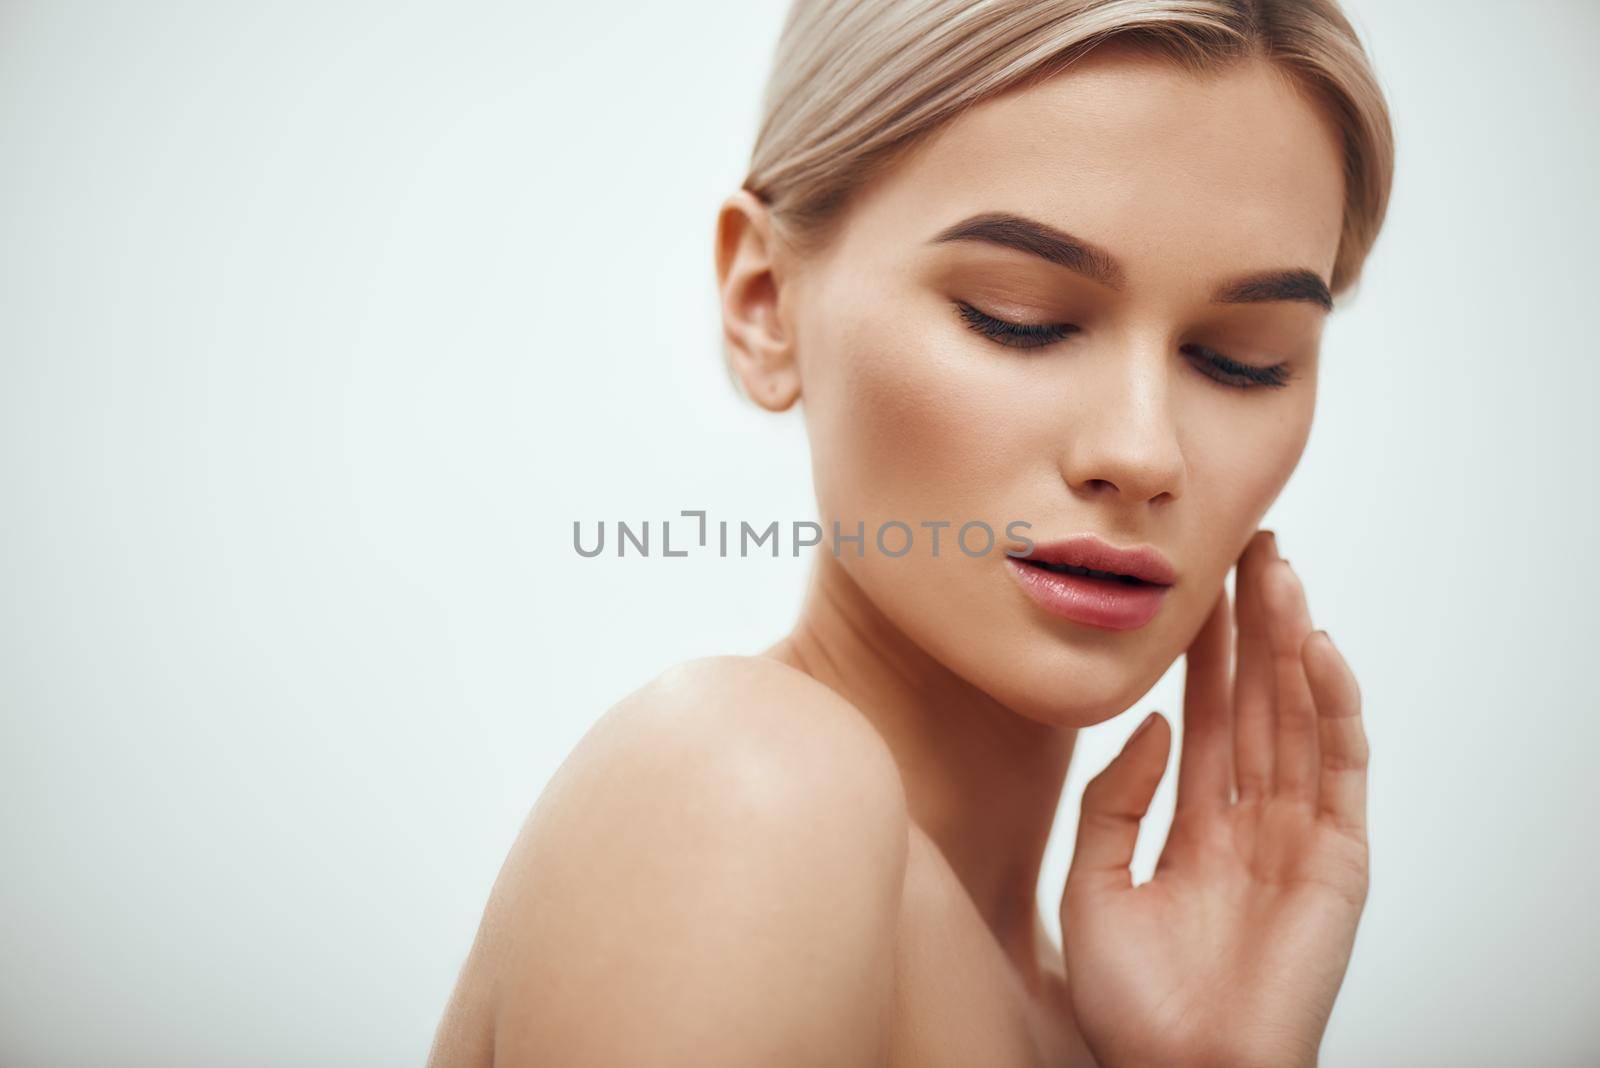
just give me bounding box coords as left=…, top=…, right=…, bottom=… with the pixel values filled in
left=1058, top=530, right=1370, bottom=1068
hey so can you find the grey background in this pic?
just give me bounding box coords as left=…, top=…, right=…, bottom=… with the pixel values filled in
left=2, top=1, right=1596, bottom=1064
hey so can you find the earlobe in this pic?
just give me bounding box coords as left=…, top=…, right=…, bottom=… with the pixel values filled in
left=715, top=190, right=801, bottom=412
left=733, top=347, right=801, bottom=412
left=746, top=362, right=801, bottom=411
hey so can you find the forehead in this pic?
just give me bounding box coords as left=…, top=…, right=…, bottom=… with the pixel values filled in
left=838, top=45, right=1346, bottom=287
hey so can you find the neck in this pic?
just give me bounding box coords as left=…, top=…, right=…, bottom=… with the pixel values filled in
left=765, top=551, right=1077, bottom=988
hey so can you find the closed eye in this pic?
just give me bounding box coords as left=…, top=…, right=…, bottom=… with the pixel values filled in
left=1179, top=343, right=1293, bottom=390
left=953, top=300, right=1079, bottom=350
left=954, top=299, right=1293, bottom=391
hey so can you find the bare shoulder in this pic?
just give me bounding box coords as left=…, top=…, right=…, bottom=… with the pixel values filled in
left=572, top=654, right=910, bottom=848
left=432, top=655, right=910, bottom=1068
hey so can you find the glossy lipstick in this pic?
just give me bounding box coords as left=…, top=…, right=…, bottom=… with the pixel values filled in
left=1007, top=534, right=1175, bottom=630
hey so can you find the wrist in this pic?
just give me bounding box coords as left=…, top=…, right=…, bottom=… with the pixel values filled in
left=1089, top=1038, right=1315, bottom=1068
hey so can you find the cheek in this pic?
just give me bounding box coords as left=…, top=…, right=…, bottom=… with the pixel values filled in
left=1087, top=387, right=1317, bottom=719
left=803, top=303, right=1038, bottom=527
left=1186, top=384, right=1317, bottom=574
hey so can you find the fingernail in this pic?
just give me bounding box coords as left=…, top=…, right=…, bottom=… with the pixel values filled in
left=1131, top=712, right=1158, bottom=742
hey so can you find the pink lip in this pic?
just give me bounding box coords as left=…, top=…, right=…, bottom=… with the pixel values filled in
left=1007, top=534, right=1176, bottom=631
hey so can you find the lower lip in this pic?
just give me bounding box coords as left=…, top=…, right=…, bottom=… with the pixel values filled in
left=1006, top=558, right=1171, bottom=630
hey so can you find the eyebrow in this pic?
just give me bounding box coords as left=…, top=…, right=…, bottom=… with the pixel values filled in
left=1212, top=269, right=1333, bottom=311
left=926, top=211, right=1333, bottom=311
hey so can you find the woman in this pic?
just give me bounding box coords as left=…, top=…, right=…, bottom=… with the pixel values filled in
left=430, top=1, right=1392, bottom=1064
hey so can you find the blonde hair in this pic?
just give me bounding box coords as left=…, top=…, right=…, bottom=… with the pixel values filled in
left=743, top=0, right=1394, bottom=296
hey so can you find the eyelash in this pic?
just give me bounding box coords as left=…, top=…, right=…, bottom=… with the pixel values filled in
left=952, top=299, right=1292, bottom=391
left=954, top=299, right=1078, bottom=349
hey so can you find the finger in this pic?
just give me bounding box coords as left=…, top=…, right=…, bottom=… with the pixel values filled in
left=1067, top=712, right=1170, bottom=893
left=1175, top=586, right=1234, bottom=813
left=1304, top=629, right=1369, bottom=840
left=1265, top=559, right=1319, bottom=803
left=1233, top=529, right=1278, bottom=803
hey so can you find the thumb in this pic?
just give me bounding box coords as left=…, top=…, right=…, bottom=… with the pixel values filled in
left=1066, top=711, right=1171, bottom=896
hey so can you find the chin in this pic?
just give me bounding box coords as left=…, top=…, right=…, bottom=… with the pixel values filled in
left=991, top=636, right=1175, bottom=728
left=898, top=602, right=1178, bottom=728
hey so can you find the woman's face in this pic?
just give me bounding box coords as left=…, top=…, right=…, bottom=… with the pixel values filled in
left=779, top=46, right=1346, bottom=725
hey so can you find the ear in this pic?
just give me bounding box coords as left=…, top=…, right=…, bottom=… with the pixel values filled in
left=714, top=190, right=801, bottom=412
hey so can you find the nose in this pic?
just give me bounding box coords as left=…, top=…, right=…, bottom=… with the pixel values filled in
left=1058, top=337, right=1186, bottom=507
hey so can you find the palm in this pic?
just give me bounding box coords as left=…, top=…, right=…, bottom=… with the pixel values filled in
left=1060, top=531, right=1370, bottom=1068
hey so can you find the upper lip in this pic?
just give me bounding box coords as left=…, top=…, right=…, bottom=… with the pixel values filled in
left=1016, top=534, right=1176, bottom=586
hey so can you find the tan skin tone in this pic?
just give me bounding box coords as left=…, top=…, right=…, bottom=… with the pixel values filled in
left=428, top=43, right=1370, bottom=1068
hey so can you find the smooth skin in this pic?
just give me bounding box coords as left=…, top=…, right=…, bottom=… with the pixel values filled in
left=1062, top=534, right=1369, bottom=1068
left=428, top=42, right=1371, bottom=1068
